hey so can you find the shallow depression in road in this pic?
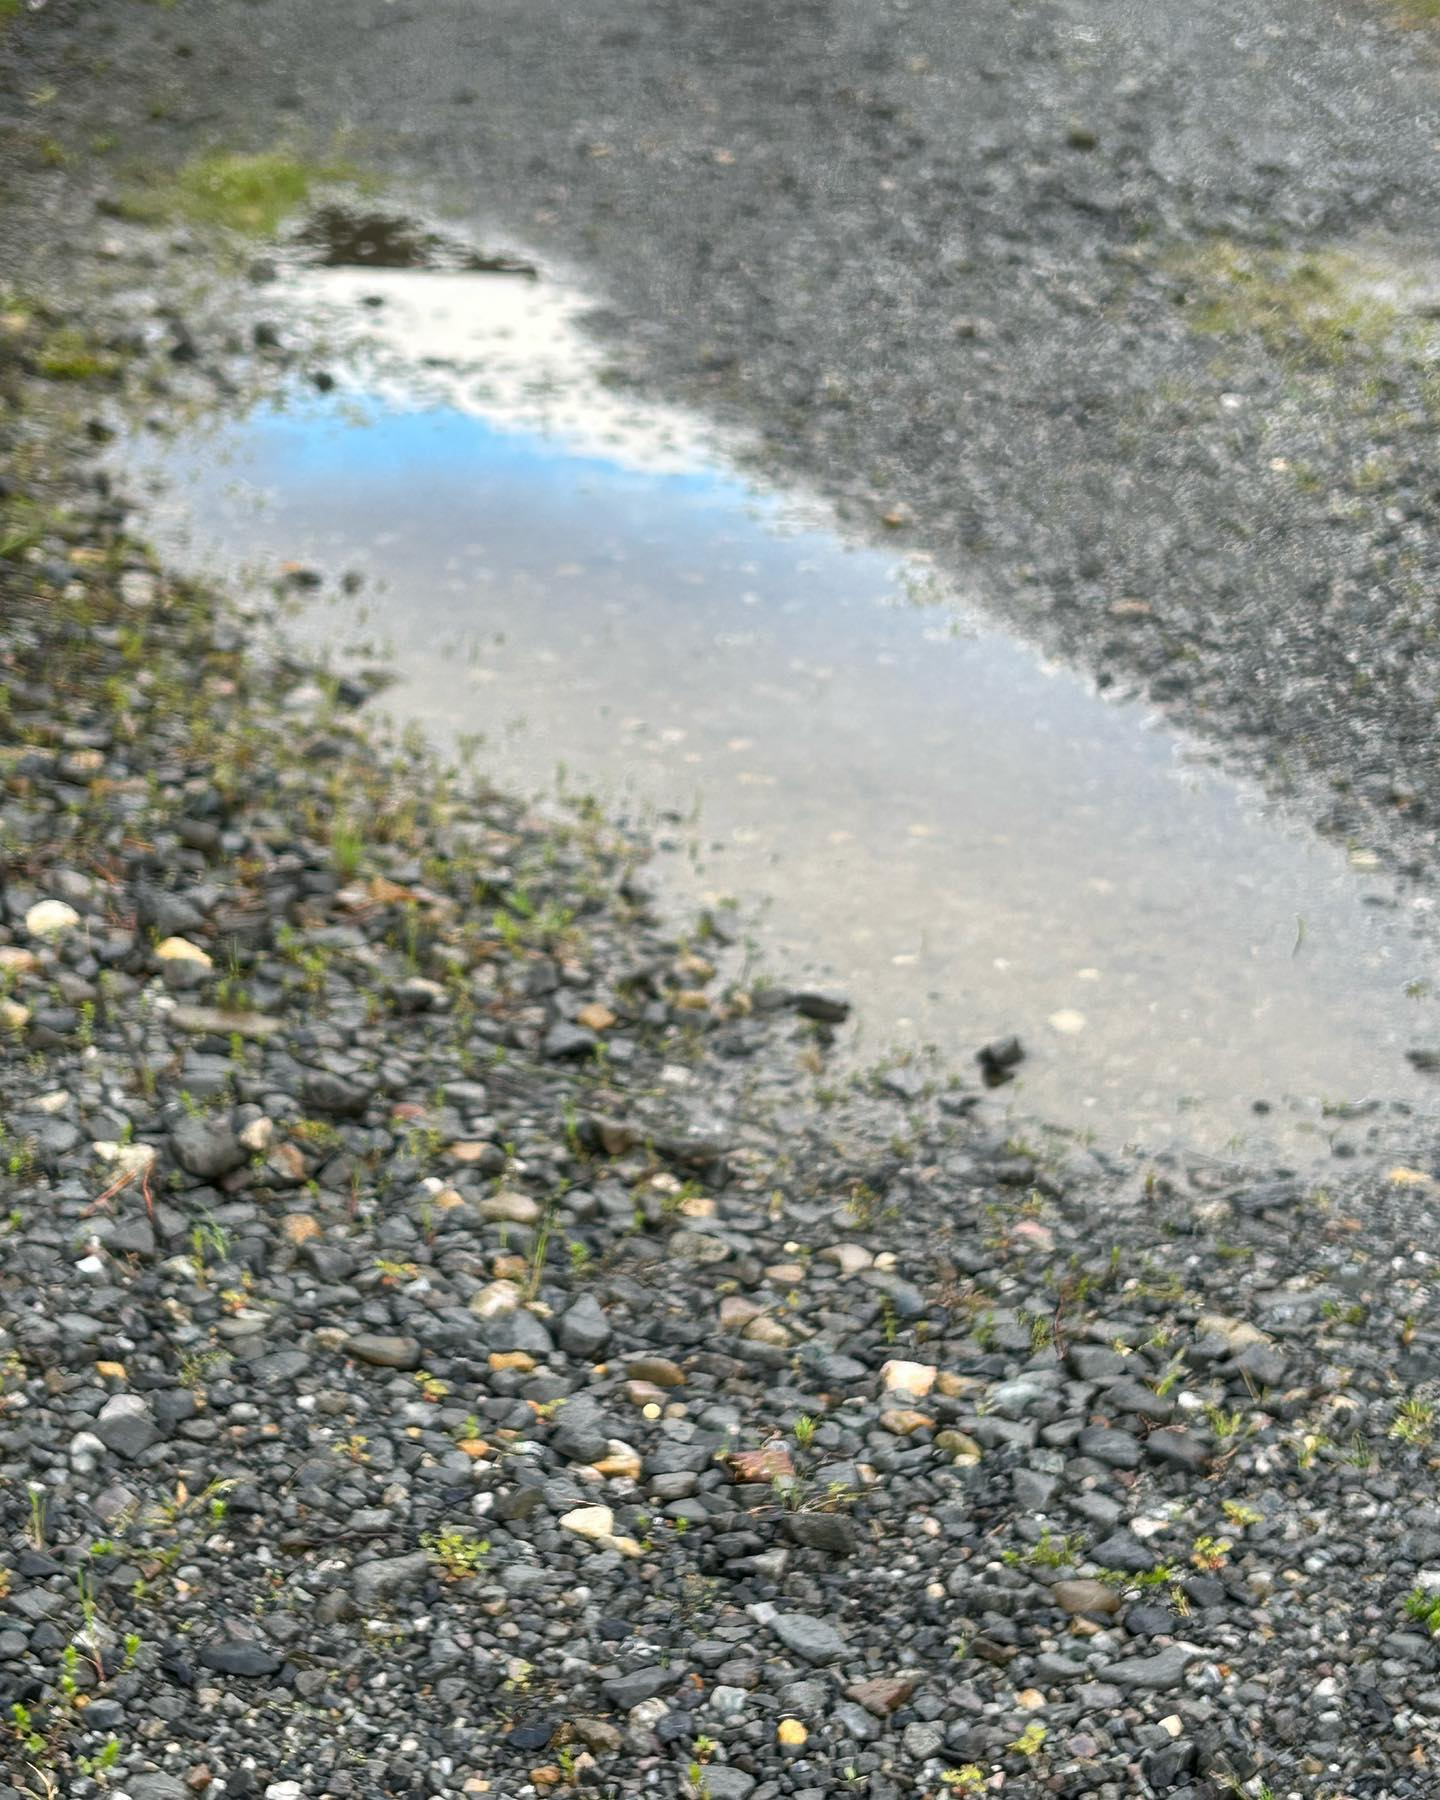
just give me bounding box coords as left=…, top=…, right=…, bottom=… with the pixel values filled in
left=123, top=252, right=1439, bottom=1159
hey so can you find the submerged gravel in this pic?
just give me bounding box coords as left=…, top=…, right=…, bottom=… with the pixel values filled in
left=1, top=281, right=1439, bottom=1800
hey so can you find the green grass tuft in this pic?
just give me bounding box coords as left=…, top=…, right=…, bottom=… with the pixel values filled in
left=1166, top=239, right=1401, bottom=367
left=36, top=326, right=123, bottom=383
left=118, top=149, right=357, bottom=237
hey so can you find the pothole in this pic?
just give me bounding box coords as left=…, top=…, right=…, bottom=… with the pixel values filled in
left=115, top=211, right=1440, bottom=1163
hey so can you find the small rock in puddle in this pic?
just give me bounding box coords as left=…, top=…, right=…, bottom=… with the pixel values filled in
left=294, top=204, right=537, bottom=277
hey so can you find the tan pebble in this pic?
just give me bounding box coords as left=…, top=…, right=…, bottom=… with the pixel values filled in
left=1017, top=1688, right=1046, bottom=1710
left=881, top=1358, right=937, bottom=1396
left=433, top=1185, right=467, bottom=1211
left=95, top=1361, right=127, bottom=1382
left=718, top=1296, right=763, bottom=1330
left=1197, top=1311, right=1272, bottom=1349
left=777, top=1718, right=807, bottom=1747
left=592, top=1440, right=643, bottom=1480
left=1051, top=1580, right=1122, bottom=1617
left=846, top=1674, right=920, bottom=1715
left=469, top=1280, right=522, bottom=1319
left=743, top=1315, right=791, bottom=1347
left=25, top=900, right=80, bottom=937
left=576, top=1002, right=616, bottom=1031
left=490, top=1351, right=536, bottom=1373
left=93, top=1141, right=156, bottom=1176
left=727, top=1446, right=795, bottom=1483
left=481, top=1190, right=541, bottom=1225
left=269, top=1143, right=307, bottom=1181
left=624, top=1380, right=667, bottom=1407
left=559, top=1505, right=615, bottom=1542
left=492, top=1254, right=528, bottom=1282
left=155, top=936, right=212, bottom=967
left=765, top=1262, right=806, bottom=1283
left=447, top=1140, right=494, bottom=1163
left=879, top=1408, right=933, bottom=1437
left=626, top=1355, right=685, bottom=1388
left=281, top=1214, right=321, bottom=1247
left=674, top=989, right=709, bottom=1010
left=819, top=1243, right=873, bottom=1275
left=237, top=1117, right=274, bottom=1154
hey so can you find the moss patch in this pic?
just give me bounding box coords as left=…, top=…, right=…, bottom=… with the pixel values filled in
left=36, top=324, right=124, bottom=383
left=117, top=149, right=357, bottom=237
left=1165, top=239, right=1403, bottom=366
left=1381, top=0, right=1440, bottom=21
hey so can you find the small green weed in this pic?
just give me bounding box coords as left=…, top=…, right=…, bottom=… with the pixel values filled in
left=421, top=1527, right=491, bottom=1580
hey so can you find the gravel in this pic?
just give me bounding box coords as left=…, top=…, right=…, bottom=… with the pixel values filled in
left=1, top=71, right=1439, bottom=1800
left=1, top=412, right=1437, bottom=1800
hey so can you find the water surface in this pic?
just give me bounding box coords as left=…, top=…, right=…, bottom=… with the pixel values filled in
left=122, top=257, right=1438, bottom=1160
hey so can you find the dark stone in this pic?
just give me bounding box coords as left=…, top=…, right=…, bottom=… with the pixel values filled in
left=785, top=1511, right=859, bottom=1554
left=197, top=1639, right=282, bottom=1677
left=558, top=1293, right=611, bottom=1358
left=977, top=1036, right=1024, bottom=1084
left=1077, top=1427, right=1142, bottom=1469
left=1143, top=1741, right=1198, bottom=1790
left=1097, top=1645, right=1199, bottom=1691
left=1230, top=1179, right=1303, bottom=1217
left=505, top=1719, right=556, bottom=1751
left=543, top=1021, right=597, bottom=1059
left=1145, top=1430, right=1210, bottom=1472
left=1124, top=1603, right=1178, bottom=1637
left=349, top=1333, right=423, bottom=1370
left=1091, top=1533, right=1157, bottom=1574
left=299, top=1068, right=374, bottom=1116
left=602, top=1664, right=684, bottom=1707
left=1233, top=1343, right=1287, bottom=1388
left=793, top=990, right=850, bottom=1023
left=1067, top=1346, right=1128, bottom=1381
left=170, top=1114, right=245, bottom=1180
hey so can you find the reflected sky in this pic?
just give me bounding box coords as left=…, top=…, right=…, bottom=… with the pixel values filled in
left=121, top=267, right=1440, bottom=1162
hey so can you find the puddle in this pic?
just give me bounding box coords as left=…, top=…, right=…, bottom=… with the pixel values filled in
left=119, top=241, right=1440, bottom=1161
